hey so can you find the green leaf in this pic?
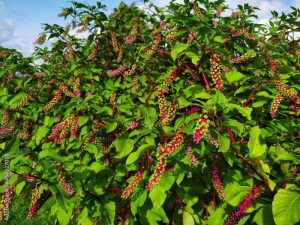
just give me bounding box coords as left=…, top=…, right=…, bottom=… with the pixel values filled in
left=36, top=126, right=49, bottom=145
left=214, top=36, right=223, bottom=43
left=0, top=138, right=19, bottom=158
left=219, top=134, right=230, bottom=152
left=105, top=202, right=115, bottom=225
left=248, top=126, right=267, bottom=157
left=114, top=138, right=136, bottom=158
left=78, top=207, right=92, bottom=225
left=184, top=51, right=201, bottom=65
left=225, top=68, right=246, bottom=83
left=15, top=180, right=26, bottom=196
left=126, top=144, right=152, bottom=165
left=228, top=104, right=252, bottom=120
left=171, top=43, right=188, bottom=61
left=212, top=91, right=228, bottom=106
left=183, top=211, right=195, bottom=225
left=178, top=97, right=192, bottom=109
left=149, top=186, right=166, bottom=208
left=253, top=205, right=275, bottom=225
left=272, top=186, right=300, bottom=225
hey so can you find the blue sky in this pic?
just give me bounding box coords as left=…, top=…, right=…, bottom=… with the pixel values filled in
left=0, top=0, right=299, bottom=56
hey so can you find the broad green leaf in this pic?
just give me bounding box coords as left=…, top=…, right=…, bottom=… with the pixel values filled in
left=183, top=211, right=195, bottom=225
left=228, top=104, right=252, bottom=120
left=253, top=205, right=275, bottom=225
left=126, top=144, right=152, bottom=165
left=184, top=51, right=201, bottom=65
left=36, top=126, right=49, bottom=145
left=0, top=138, right=19, bottom=158
left=225, top=68, right=246, bottom=83
left=149, top=186, right=166, bottom=208
left=171, top=43, right=188, bottom=61
left=105, top=202, right=115, bottom=225
left=272, top=186, right=300, bottom=225
left=248, top=126, right=267, bottom=157
left=78, top=207, right=92, bottom=225
left=114, top=138, right=135, bottom=158
left=219, top=134, right=230, bottom=152
left=15, top=180, right=26, bottom=196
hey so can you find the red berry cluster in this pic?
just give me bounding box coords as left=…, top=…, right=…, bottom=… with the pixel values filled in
left=44, top=88, right=62, bottom=112
left=161, top=65, right=182, bottom=86
left=185, top=141, right=199, bottom=166
left=224, top=185, right=263, bottom=225
left=18, top=121, right=31, bottom=140
left=270, top=94, right=283, bottom=118
left=125, top=35, right=137, bottom=44
left=124, top=64, right=137, bottom=78
left=87, top=41, right=99, bottom=61
left=27, top=189, right=52, bottom=220
left=0, top=186, right=14, bottom=222
left=106, top=64, right=126, bottom=76
left=33, top=33, right=46, bottom=45
left=121, top=168, right=144, bottom=199
left=0, top=110, right=9, bottom=135
left=275, top=80, right=297, bottom=99
left=230, top=53, right=250, bottom=64
left=194, top=4, right=204, bottom=20
left=54, top=162, right=76, bottom=195
left=111, top=31, right=119, bottom=53
left=211, top=162, right=225, bottom=200
left=193, top=114, right=210, bottom=143
left=210, top=58, right=224, bottom=91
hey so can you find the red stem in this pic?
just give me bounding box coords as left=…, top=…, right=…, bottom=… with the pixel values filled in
left=227, top=128, right=236, bottom=144
left=230, top=144, right=268, bottom=186
left=243, top=84, right=260, bottom=107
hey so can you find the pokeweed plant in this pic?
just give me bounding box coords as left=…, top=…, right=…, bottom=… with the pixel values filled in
left=0, top=0, right=299, bottom=224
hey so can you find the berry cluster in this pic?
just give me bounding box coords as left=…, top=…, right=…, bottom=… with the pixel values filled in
left=27, top=189, right=52, bottom=220
left=131, top=76, right=139, bottom=91
left=185, top=141, right=199, bottom=166
left=145, top=36, right=161, bottom=56
left=193, top=114, right=210, bottom=143
left=157, top=130, right=184, bottom=159
left=210, top=58, right=224, bottom=91
left=125, top=35, right=137, bottom=44
left=76, top=19, right=89, bottom=33
left=230, top=53, right=250, bottom=64
left=187, top=32, right=197, bottom=46
left=166, top=30, right=177, bottom=42
left=206, top=133, right=219, bottom=148
left=106, top=64, right=126, bottom=76
left=145, top=157, right=166, bottom=190
left=111, top=31, right=119, bottom=53
left=70, top=115, right=79, bottom=138
left=0, top=111, right=9, bottom=135
left=12, top=93, right=31, bottom=109
left=87, top=41, right=99, bottom=61
left=0, top=186, right=14, bottom=222
left=44, top=88, right=62, bottom=112
left=160, top=101, right=177, bottom=126
left=33, top=33, right=46, bottom=45
left=194, top=4, right=204, bottom=20
left=60, top=82, right=74, bottom=97
left=117, top=48, right=124, bottom=63
left=121, top=168, right=144, bottom=199
left=224, top=185, right=262, bottom=225
left=54, top=162, right=76, bottom=195
left=270, top=94, right=283, bottom=118
left=211, top=162, right=225, bottom=200
left=34, top=72, right=46, bottom=77
left=275, top=80, right=297, bottom=99
left=103, top=127, right=121, bottom=153
left=158, top=89, right=167, bottom=120
left=127, top=121, right=139, bottom=131
left=18, top=121, right=31, bottom=140
left=124, top=64, right=137, bottom=78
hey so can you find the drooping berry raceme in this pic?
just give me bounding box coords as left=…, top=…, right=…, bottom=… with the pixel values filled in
left=145, top=36, right=161, bottom=56
left=206, top=133, right=219, bottom=148
left=106, top=64, right=126, bottom=76
left=230, top=53, right=250, bottom=64
left=0, top=110, right=9, bottom=135
left=166, top=30, right=178, bottom=42
left=275, top=80, right=297, bottom=99
left=268, top=60, right=280, bottom=76
left=270, top=93, right=283, bottom=118
left=145, top=157, right=166, bottom=190
left=185, top=141, right=199, bottom=166
left=117, top=48, right=124, bottom=63
left=18, top=121, right=31, bottom=140
left=60, top=83, right=74, bottom=97
left=127, top=121, right=139, bottom=131
left=76, top=19, right=89, bottom=33
left=0, top=186, right=14, bottom=222
left=34, top=72, right=46, bottom=77
left=121, top=168, right=144, bottom=199
left=187, top=32, right=198, bottom=45
left=54, top=162, right=76, bottom=195
left=33, top=33, right=46, bottom=45
left=124, top=64, right=137, bottom=78
left=27, top=189, right=52, bottom=220
left=157, top=129, right=184, bottom=159
left=193, top=114, right=210, bottom=143
left=224, top=185, right=263, bottom=225
left=216, top=5, right=223, bottom=17
left=132, top=76, right=139, bottom=91
left=44, top=88, right=62, bottom=112
left=72, top=78, right=81, bottom=97
left=157, top=89, right=167, bottom=120
left=111, top=31, right=119, bottom=53
left=12, top=93, right=31, bottom=109
left=210, top=58, right=224, bottom=91
left=211, top=162, right=225, bottom=200
left=70, top=115, right=79, bottom=138
left=29, top=185, right=40, bottom=211
left=193, top=3, right=204, bottom=20
left=87, top=41, right=99, bottom=61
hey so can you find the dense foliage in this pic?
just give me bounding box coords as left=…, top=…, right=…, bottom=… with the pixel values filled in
left=0, top=0, right=300, bottom=224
